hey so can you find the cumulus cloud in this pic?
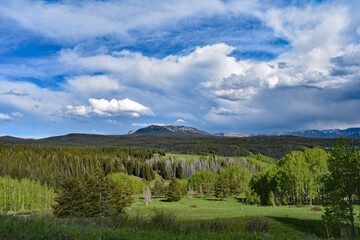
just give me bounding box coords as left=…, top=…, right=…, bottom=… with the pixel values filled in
left=0, top=112, right=23, bottom=120
left=65, top=98, right=154, bottom=117
left=60, top=43, right=241, bottom=91
left=0, top=113, right=13, bottom=120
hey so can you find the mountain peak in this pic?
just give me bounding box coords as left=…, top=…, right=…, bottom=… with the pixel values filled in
left=133, top=125, right=212, bottom=136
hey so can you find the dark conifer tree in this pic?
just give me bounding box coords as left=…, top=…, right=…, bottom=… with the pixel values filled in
left=215, top=176, right=230, bottom=201
left=166, top=178, right=182, bottom=202
left=176, top=162, right=183, bottom=179
left=52, top=176, right=86, bottom=217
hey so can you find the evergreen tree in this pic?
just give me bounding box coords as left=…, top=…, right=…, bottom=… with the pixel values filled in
left=215, top=176, right=230, bottom=201
left=53, top=176, right=86, bottom=217
left=151, top=178, right=166, bottom=198
left=53, top=170, right=134, bottom=217
left=166, top=178, right=182, bottom=202
left=176, top=162, right=183, bottom=179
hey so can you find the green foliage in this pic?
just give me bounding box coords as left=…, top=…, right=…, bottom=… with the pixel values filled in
left=220, top=166, right=252, bottom=195
left=0, top=144, right=155, bottom=188
left=0, top=176, right=55, bottom=212
left=322, top=138, right=360, bottom=238
left=249, top=147, right=329, bottom=206
left=151, top=178, right=167, bottom=197
left=176, top=162, right=183, bottom=179
left=188, top=171, right=219, bottom=197
left=2, top=134, right=357, bottom=159
left=178, top=179, right=188, bottom=196
left=53, top=170, right=134, bottom=217
left=247, top=153, right=277, bottom=164
left=166, top=178, right=182, bottom=202
left=110, top=173, right=146, bottom=194
left=214, top=176, right=230, bottom=201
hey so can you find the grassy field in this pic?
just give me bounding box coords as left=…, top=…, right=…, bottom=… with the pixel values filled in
left=127, top=195, right=325, bottom=238
left=1, top=195, right=327, bottom=239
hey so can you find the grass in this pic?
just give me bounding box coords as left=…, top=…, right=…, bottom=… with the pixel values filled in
left=1, top=195, right=329, bottom=239
left=128, top=195, right=325, bottom=238
left=0, top=212, right=320, bottom=240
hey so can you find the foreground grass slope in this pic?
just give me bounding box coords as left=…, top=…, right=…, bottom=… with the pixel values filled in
left=128, top=196, right=325, bottom=238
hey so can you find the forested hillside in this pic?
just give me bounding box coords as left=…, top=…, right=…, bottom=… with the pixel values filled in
left=2, top=134, right=360, bottom=159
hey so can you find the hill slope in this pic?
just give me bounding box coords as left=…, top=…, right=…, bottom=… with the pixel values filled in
left=1, top=134, right=360, bottom=159
left=134, top=125, right=212, bottom=136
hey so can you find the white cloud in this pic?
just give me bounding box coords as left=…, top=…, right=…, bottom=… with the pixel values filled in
left=0, top=78, right=69, bottom=118
left=0, top=0, right=258, bottom=41
left=60, top=43, right=241, bottom=91
left=2, top=89, right=28, bottom=96
left=0, top=113, right=13, bottom=120
left=11, top=112, right=23, bottom=118
left=105, top=119, right=122, bottom=125
left=65, top=98, right=154, bottom=117
left=66, top=75, right=121, bottom=94
left=175, top=119, right=186, bottom=123
left=131, top=122, right=165, bottom=128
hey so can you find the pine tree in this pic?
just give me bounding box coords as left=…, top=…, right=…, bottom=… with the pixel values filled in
left=53, top=170, right=134, bottom=217
left=215, top=176, right=230, bottom=201
left=151, top=178, right=166, bottom=198
left=176, top=163, right=183, bottom=179
left=166, top=178, right=182, bottom=202
left=53, top=176, right=86, bottom=217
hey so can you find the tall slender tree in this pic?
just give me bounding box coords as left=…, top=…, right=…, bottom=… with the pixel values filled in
left=322, top=138, right=360, bottom=238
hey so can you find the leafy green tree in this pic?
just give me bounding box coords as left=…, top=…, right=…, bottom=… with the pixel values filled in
left=220, top=166, right=252, bottom=195
left=215, top=176, right=230, bottom=201
left=322, top=138, right=360, bottom=238
left=151, top=178, right=167, bottom=197
left=166, top=178, right=182, bottom=202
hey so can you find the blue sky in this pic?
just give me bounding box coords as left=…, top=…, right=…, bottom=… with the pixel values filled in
left=0, top=0, right=360, bottom=137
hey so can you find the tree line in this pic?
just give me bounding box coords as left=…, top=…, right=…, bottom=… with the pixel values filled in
left=0, top=176, right=54, bottom=212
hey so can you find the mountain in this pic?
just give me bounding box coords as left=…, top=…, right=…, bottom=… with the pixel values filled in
left=214, top=132, right=251, bottom=137
left=133, top=125, right=212, bottom=136
left=268, top=127, right=360, bottom=138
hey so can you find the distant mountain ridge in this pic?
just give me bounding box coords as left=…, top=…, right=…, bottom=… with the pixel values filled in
left=214, top=132, right=251, bottom=137
left=268, top=128, right=360, bottom=138
left=134, top=125, right=212, bottom=136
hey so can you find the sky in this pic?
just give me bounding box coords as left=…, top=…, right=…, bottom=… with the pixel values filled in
left=0, top=0, right=360, bottom=138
